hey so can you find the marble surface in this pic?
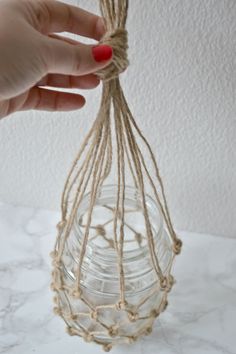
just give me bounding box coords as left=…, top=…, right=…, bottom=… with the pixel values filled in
left=0, top=201, right=235, bottom=354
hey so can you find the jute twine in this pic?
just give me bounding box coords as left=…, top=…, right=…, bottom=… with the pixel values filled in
left=50, top=0, right=182, bottom=351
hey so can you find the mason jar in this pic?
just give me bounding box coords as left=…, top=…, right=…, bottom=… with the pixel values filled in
left=55, top=185, right=174, bottom=350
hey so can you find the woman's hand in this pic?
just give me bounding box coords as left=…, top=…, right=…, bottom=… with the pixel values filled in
left=0, top=0, right=113, bottom=119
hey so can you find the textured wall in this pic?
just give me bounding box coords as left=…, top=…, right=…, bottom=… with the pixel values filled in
left=0, top=0, right=235, bottom=237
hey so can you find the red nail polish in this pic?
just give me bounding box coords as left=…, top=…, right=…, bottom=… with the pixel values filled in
left=92, top=45, right=113, bottom=62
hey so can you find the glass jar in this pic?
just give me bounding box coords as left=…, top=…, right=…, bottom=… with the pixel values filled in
left=57, top=185, right=173, bottom=348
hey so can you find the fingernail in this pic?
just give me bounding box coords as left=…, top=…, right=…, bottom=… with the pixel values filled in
left=92, top=45, right=113, bottom=62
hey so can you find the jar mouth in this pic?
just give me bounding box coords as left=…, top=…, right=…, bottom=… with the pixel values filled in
left=73, top=184, right=164, bottom=261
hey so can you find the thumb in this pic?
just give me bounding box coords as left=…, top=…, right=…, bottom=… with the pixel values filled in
left=42, top=36, right=113, bottom=76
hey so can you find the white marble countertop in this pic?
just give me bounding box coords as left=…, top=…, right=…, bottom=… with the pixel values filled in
left=0, top=201, right=235, bottom=354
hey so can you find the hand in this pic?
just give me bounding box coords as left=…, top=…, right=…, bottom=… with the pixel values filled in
left=0, top=0, right=113, bottom=119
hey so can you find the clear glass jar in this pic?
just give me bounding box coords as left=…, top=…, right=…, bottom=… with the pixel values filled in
left=58, top=185, right=173, bottom=347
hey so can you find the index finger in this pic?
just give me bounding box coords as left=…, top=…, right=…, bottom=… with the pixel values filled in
left=29, top=0, right=105, bottom=40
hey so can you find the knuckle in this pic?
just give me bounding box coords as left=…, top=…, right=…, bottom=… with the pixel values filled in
left=34, top=0, right=52, bottom=34
left=63, top=4, right=74, bottom=33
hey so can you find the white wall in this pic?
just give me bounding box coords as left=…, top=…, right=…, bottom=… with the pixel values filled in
left=0, top=0, right=235, bottom=237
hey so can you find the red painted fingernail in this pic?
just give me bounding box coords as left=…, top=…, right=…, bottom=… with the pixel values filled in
left=92, top=45, right=113, bottom=62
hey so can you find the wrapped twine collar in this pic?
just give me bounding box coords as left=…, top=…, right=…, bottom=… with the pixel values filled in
left=97, top=27, right=129, bottom=81
left=96, top=0, right=129, bottom=81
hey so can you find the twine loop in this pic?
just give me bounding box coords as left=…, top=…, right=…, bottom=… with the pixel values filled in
left=53, top=306, right=62, bottom=316
left=150, top=309, right=160, bottom=318
left=66, top=326, right=76, bottom=336
left=97, top=28, right=129, bottom=81
left=90, top=310, right=98, bottom=320
left=160, top=276, right=168, bottom=290
left=70, top=288, right=82, bottom=299
left=83, top=333, right=94, bottom=343
left=108, top=325, right=119, bottom=337
left=144, top=327, right=153, bottom=335
left=128, top=311, right=139, bottom=322
left=116, top=300, right=127, bottom=310
left=173, top=238, right=182, bottom=255
left=103, top=343, right=113, bottom=352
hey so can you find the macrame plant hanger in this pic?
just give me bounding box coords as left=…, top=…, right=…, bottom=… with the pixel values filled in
left=50, top=0, right=182, bottom=351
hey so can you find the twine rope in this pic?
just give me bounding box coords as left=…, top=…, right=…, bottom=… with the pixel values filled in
left=51, top=0, right=182, bottom=351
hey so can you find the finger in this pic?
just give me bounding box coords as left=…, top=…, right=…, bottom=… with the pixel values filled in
left=36, top=73, right=100, bottom=89
left=20, top=87, right=86, bottom=112
left=43, top=36, right=113, bottom=76
left=33, top=0, right=105, bottom=40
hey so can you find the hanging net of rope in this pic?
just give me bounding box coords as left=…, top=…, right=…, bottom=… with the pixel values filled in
left=50, top=0, right=182, bottom=351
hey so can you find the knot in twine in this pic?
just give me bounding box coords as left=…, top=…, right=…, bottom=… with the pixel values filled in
left=128, top=311, right=139, bottom=322
left=97, top=28, right=129, bottom=81
left=144, top=327, right=153, bottom=336
left=173, top=238, right=182, bottom=255
left=108, top=325, right=119, bottom=337
left=83, top=333, right=94, bottom=343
